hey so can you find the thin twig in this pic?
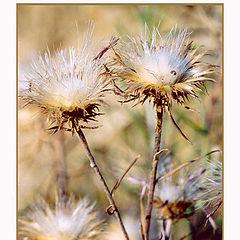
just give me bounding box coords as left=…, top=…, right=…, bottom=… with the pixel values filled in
left=111, top=155, right=140, bottom=197
left=156, top=150, right=220, bottom=184
left=75, top=127, right=129, bottom=240
left=93, top=36, right=119, bottom=60
left=139, top=184, right=149, bottom=240
left=140, top=194, right=146, bottom=240
left=144, top=108, right=163, bottom=240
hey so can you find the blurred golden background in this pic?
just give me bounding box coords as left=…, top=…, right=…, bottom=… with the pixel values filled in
left=18, top=4, right=222, bottom=240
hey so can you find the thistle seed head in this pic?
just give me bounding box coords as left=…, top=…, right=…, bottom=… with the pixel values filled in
left=110, top=25, right=216, bottom=110
left=19, top=195, right=104, bottom=240
left=154, top=157, right=207, bottom=221
left=20, top=25, right=115, bottom=133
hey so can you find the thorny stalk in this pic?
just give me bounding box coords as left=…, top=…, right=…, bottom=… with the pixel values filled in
left=145, top=107, right=163, bottom=240
left=140, top=186, right=147, bottom=240
left=54, top=131, right=68, bottom=202
left=75, top=127, right=129, bottom=240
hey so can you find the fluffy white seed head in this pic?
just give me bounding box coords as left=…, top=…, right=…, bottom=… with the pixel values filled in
left=153, top=156, right=207, bottom=221
left=133, top=27, right=191, bottom=86
left=19, top=195, right=104, bottom=240
left=111, top=25, right=215, bottom=108
left=155, top=165, right=206, bottom=204
left=156, top=184, right=183, bottom=203
left=20, top=25, right=113, bottom=131
left=25, top=46, right=108, bottom=111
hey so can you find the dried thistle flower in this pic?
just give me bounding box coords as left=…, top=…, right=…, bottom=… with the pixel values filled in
left=20, top=25, right=117, bottom=133
left=153, top=157, right=206, bottom=222
left=123, top=156, right=206, bottom=222
left=109, top=25, right=216, bottom=139
left=111, top=25, right=216, bottom=107
left=19, top=195, right=104, bottom=240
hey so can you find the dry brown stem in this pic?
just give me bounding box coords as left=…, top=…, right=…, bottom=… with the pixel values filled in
left=144, top=108, right=163, bottom=240
left=75, top=127, right=129, bottom=240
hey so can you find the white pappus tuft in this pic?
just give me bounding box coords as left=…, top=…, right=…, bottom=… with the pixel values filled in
left=154, top=156, right=207, bottom=221
left=20, top=24, right=116, bottom=133
left=110, top=25, right=216, bottom=108
left=19, top=195, right=104, bottom=240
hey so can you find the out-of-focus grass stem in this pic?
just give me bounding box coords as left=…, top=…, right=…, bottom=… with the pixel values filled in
left=54, top=131, right=68, bottom=202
